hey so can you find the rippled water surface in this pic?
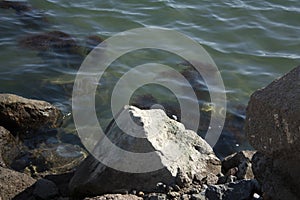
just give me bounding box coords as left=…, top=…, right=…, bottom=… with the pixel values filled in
left=1, top=0, right=299, bottom=157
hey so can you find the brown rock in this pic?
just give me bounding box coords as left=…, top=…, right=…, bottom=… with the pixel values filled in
left=0, top=166, right=36, bottom=200
left=0, top=93, right=61, bottom=133
left=0, top=126, right=20, bottom=167
left=245, top=66, right=300, bottom=200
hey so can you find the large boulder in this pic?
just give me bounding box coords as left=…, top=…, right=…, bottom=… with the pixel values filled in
left=0, top=166, right=36, bottom=200
left=245, top=66, right=300, bottom=156
left=245, top=66, right=300, bottom=200
left=69, top=106, right=221, bottom=198
left=0, top=93, right=61, bottom=133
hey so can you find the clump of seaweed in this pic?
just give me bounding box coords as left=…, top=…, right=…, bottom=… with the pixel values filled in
left=19, top=31, right=79, bottom=53
left=0, top=0, right=48, bottom=27
left=0, top=0, right=32, bottom=13
left=84, top=35, right=104, bottom=54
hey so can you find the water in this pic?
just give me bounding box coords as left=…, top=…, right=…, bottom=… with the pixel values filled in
left=0, top=0, right=299, bottom=158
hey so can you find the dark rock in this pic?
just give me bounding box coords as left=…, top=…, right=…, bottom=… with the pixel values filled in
left=245, top=66, right=300, bottom=200
left=205, top=179, right=260, bottom=200
left=44, top=171, right=75, bottom=197
left=69, top=106, right=220, bottom=198
left=0, top=166, right=36, bottom=200
left=0, top=126, right=20, bottom=167
left=0, top=93, right=61, bottom=133
left=33, top=179, right=59, bottom=200
left=221, top=150, right=255, bottom=180
left=84, top=194, right=143, bottom=200
left=245, top=66, right=300, bottom=157
left=251, top=152, right=299, bottom=200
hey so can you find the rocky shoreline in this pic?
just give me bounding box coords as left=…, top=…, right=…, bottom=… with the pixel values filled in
left=0, top=66, right=299, bottom=200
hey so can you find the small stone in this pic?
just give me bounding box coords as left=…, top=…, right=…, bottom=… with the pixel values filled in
left=168, top=191, right=180, bottom=198
left=191, top=193, right=206, bottom=200
left=181, top=194, right=190, bottom=200
left=138, top=191, right=144, bottom=197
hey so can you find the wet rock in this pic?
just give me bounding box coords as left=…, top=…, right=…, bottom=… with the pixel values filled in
left=33, top=179, right=59, bottom=200
left=69, top=106, right=220, bottom=198
left=84, top=194, right=143, bottom=200
left=0, top=166, right=36, bottom=200
left=11, top=143, right=86, bottom=177
left=221, top=150, right=255, bottom=180
left=0, top=126, right=20, bottom=167
left=245, top=66, right=300, bottom=157
left=205, top=179, right=260, bottom=200
left=245, top=66, right=300, bottom=200
left=0, top=93, right=61, bottom=133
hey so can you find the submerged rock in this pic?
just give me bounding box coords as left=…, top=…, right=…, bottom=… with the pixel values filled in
left=245, top=66, right=300, bottom=200
left=0, top=0, right=48, bottom=27
left=0, top=93, right=62, bottom=133
left=0, top=0, right=32, bottom=13
left=69, top=105, right=220, bottom=198
left=19, top=31, right=78, bottom=53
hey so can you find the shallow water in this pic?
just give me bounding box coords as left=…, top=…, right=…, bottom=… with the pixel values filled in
left=0, top=0, right=299, bottom=158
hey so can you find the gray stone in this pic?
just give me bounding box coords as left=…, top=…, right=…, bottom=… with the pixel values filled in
left=205, top=179, right=260, bottom=200
left=69, top=106, right=220, bottom=198
left=0, top=166, right=36, bottom=200
left=33, top=179, right=59, bottom=200
left=0, top=126, right=20, bottom=167
left=0, top=93, right=61, bottom=133
left=245, top=66, right=300, bottom=157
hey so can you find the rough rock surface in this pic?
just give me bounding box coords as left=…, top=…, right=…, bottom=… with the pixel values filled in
left=245, top=66, right=300, bottom=200
left=0, top=126, right=20, bottom=167
left=251, top=152, right=299, bottom=200
left=245, top=66, right=300, bottom=156
left=0, top=93, right=61, bottom=133
left=69, top=106, right=220, bottom=198
left=0, top=166, right=36, bottom=200
left=84, top=194, right=143, bottom=200
left=205, top=179, right=260, bottom=200
left=221, top=150, right=255, bottom=181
